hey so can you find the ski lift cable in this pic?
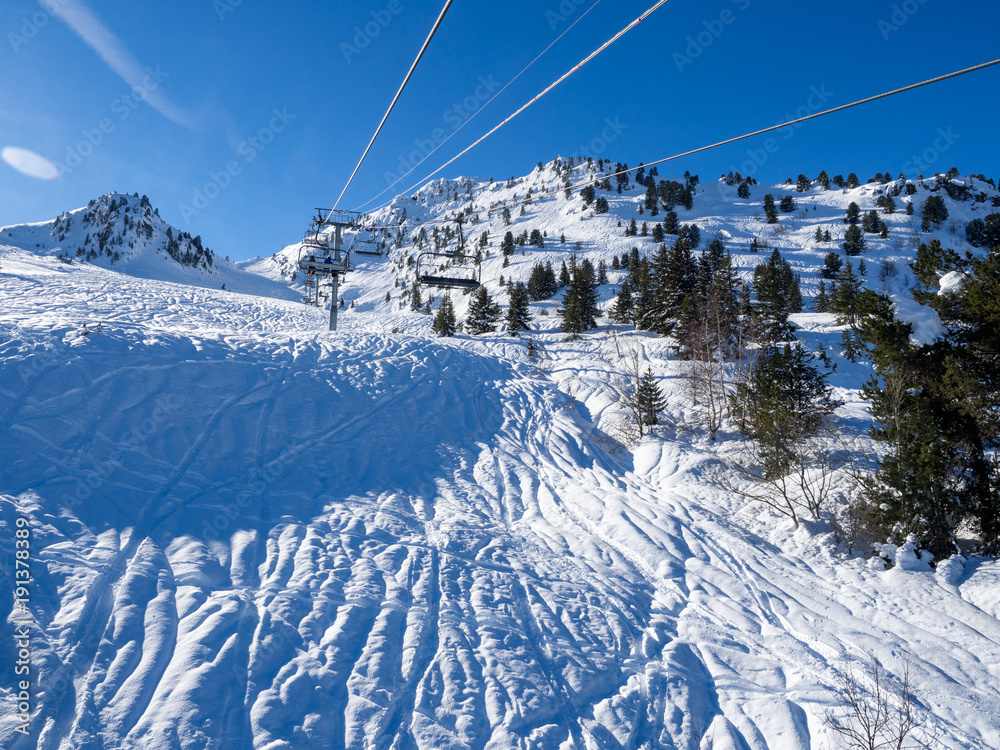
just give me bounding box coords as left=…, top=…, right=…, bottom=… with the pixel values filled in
left=330, top=0, right=455, bottom=216
left=354, top=0, right=604, bottom=213
left=372, top=0, right=672, bottom=213
left=570, top=56, right=1000, bottom=194
left=366, top=57, right=1000, bottom=233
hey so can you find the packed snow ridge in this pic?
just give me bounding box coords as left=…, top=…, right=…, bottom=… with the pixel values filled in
left=1, top=163, right=999, bottom=749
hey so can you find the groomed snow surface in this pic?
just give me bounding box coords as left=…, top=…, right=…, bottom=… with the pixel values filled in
left=2, top=170, right=1000, bottom=749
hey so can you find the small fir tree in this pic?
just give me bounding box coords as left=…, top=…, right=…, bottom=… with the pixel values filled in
left=432, top=295, right=458, bottom=337
left=465, top=286, right=501, bottom=335
left=505, top=282, right=533, bottom=336
left=636, top=369, right=667, bottom=428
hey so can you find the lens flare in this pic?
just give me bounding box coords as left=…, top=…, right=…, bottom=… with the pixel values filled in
left=2, top=147, right=60, bottom=181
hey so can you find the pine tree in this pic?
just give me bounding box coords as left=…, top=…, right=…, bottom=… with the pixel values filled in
left=432, top=295, right=458, bottom=337
left=844, top=224, right=867, bottom=256
left=505, top=282, right=533, bottom=336
left=763, top=194, right=779, bottom=223
left=636, top=369, right=667, bottom=427
left=465, top=286, right=501, bottom=335
left=597, top=260, right=609, bottom=285
left=612, top=280, right=634, bottom=323
left=845, top=201, right=861, bottom=225
left=814, top=279, right=830, bottom=312
left=856, top=289, right=995, bottom=559
left=780, top=195, right=797, bottom=212
left=731, top=342, right=842, bottom=478
left=822, top=252, right=844, bottom=279
left=663, top=210, right=679, bottom=235
left=738, top=180, right=751, bottom=199
left=922, top=195, right=949, bottom=227
left=560, top=257, right=600, bottom=338
left=796, top=174, right=810, bottom=192
left=862, top=209, right=880, bottom=233
left=752, top=249, right=801, bottom=342
left=649, top=239, right=697, bottom=337
left=831, top=258, right=863, bottom=327
left=501, top=231, right=515, bottom=256
left=409, top=280, right=423, bottom=312
left=840, top=329, right=861, bottom=361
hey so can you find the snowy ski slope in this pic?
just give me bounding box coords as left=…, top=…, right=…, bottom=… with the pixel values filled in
left=2, top=166, right=1000, bottom=749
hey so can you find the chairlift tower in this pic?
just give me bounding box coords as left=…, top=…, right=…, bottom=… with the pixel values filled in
left=297, top=208, right=364, bottom=331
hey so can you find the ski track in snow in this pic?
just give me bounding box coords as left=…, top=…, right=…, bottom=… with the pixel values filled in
left=2, top=175, right=1000, bottom=750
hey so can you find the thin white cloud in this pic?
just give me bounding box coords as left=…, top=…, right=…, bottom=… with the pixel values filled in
left=40, top=0, right=198, bottom=129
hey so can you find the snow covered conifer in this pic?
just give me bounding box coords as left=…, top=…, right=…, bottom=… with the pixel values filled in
left=465, top=286, right=501, bottom=335
left=637, top=369, right=666, bottom=427
left=845, top=201, right=861, bottom=225
left=831, top=258, right=863, bottom=327
left=731, top=342, right=842, bottom=478
left=559, top=257, right=600, bottom=339
left=505, top=282, right=533, bottom=336
left=432, top=295, right=458, bottom=337
left=752, top=249, right=802, bottom=342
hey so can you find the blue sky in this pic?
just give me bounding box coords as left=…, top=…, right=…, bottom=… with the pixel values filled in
left=2, top=0, right=999, bottom=261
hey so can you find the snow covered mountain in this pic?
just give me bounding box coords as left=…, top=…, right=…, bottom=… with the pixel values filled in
left=1, top=192, right=301, bottom=300
left=249, top=160, right=1000, bottom=326
left=2, top=163, right=1000, bottom=750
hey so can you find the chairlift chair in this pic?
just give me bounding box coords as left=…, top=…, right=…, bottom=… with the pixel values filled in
left=416, top=251, right=481, bottom=290
left=415, top=217, right=480, bottom=289
left=297, top=240, right=350, bottom=276
left=353, top=239, right=384, bottom=257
